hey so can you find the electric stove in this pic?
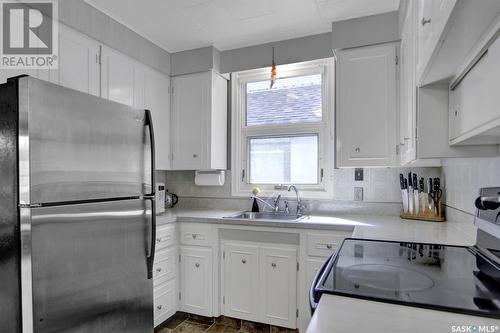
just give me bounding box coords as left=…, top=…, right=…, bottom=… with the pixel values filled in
left=310, top=187, right=500, bottom=319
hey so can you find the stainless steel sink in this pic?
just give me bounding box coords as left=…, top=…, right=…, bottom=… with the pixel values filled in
left=223, top=211, right=306, bottom=222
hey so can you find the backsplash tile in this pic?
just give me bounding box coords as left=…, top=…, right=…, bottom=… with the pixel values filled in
left=161, top=167, right=441, bottom=215
left=441, top=156, right=500, bottom=215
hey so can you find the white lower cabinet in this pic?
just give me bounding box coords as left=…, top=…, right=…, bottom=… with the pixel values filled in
left=306, top=258, right=325, bottom=289
left=180, top=246, right=213, bottom=317
left=154, top=279, right=177, bottom=327
left=153, top=222, right=177, bottom=328
left=222, top=242, right=297, bottom=329
left=223, top=243, right=260, bottom=321
left=259, top=247, right=297, bottom=329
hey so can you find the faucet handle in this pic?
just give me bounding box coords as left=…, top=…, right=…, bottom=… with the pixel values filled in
left=284, top=200, right=290, bottom=214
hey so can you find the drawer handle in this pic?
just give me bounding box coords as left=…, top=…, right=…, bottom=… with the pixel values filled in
left=193, top=154, right=198, bottom=158
left=326, top=244, right=333, bottom=250
left=156, top=238, right=162, bottom=243
left=421, top=17, right=431, bottom=26
left=271, top=263, right=277, bottom=268
left=242, top=259, right=246, bottom=264
left=195, top=263, right=200, bottom=268
left=157, top=305, right=162, bottom=310
left=156, top=267, right=162, bottom=273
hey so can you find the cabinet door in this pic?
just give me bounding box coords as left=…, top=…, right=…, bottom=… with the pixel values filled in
left=337, top=45, right=397, bottom=167
left=180, top=247, right=212, bottom=317
left=142, top=68, right=171, bottom=170
left=48, top=25, right=100, bottom=96
left=101, top=46, right=136, bottom=106
left=417, top=0, right=434, bottom=67
left=223, top=243, right=259, bottom=322
left=171, top=72, right=209, bottom=170
left=154, top=279, right=177, bottom=327
left=259, top=247, right=297, bottom=329
left=400, top=2, right=418, bottom=165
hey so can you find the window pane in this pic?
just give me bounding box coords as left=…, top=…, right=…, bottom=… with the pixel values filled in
left=249, top=135, right=318, bottom=184
left=246, top=74, right=322, bottom=126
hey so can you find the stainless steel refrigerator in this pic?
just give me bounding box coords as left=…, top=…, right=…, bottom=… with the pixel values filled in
left=0, top=76, right=156, bottom=333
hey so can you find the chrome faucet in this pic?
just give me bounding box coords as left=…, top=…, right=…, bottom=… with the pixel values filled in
left=287, top=185, right=304, bottom=215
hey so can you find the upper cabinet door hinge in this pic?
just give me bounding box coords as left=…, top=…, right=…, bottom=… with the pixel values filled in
left=296, top=309, right=299, bottom=318
left=297, top=262, right=299, bottom=271
left=223, top=250, right=225, bottom=260
left=395, top=55, right=399, bottom=65
left=223, top=296, right=225, bottom=304
left=241, top=169, right=245, bottom=182
left=178, top=254, right=181, bottom=262
left=396, top=144, right=400, bottom=155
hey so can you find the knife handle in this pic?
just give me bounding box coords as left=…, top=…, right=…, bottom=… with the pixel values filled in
left=419, top=178, right=424, bottom=192
left=399, top=174, right=405, bottom=190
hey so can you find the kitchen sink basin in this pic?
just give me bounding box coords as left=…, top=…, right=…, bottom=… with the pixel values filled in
left=223, top=211, right=307, bottom=222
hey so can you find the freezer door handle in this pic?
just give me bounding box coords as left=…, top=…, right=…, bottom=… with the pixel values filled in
left=145, top=109, right=156, bottom=280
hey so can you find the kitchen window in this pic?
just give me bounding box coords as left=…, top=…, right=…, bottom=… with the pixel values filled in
left=231, top=59, right=334, bottom=198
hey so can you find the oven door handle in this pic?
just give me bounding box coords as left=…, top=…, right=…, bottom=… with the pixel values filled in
left=309, top=253, right=335, bottom=313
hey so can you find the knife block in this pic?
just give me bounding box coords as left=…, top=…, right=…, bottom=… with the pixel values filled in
left=400, top=193, right=446, bottom=222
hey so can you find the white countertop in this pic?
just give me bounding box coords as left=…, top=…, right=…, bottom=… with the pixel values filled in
left=307, top=295, right=500, bottom=333
left=157, top=208, right=476, bottom=246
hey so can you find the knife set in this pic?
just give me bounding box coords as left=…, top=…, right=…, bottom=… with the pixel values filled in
left=399, top=172, right=445, bottom=222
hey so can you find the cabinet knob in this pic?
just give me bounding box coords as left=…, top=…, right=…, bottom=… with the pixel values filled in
left=271, top=263, right=277, bottom=268
left=355, top=147, right=360, bottom=153
left=454, top=110, right=458, bottom=117
left=192, top=234, right=197, bottom=239
left=242, top=259, right=247, bottom=264
left=193, top=154, right=198, bottom=158
left=326, top=244, right=333, bottom=250
left=156, top=267, right=162, bottom=273
left=421, top=17, right=431, bottom=26
left=157, top=305, right=162, bottom=310
left=195, top=263, right=200, bottom=268
left=156, top=238, right=162, bottom=243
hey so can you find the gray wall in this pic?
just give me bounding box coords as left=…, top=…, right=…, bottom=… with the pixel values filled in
left=220, top=32, right=333, bottom=74
left=170, top=46, right=220, bottom=76
left=331, top=11, right=399, bottom=50
left=59, top=0, right=171, bottom=75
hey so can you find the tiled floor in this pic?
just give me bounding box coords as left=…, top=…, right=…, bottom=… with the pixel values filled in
left=155, top=313, right=297, bottom=333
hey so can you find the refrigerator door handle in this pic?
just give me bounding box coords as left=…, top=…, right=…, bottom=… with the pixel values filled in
left=144, top=109, right=156, bottom=280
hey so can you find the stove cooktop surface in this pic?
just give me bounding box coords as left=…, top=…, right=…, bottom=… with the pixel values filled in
left=315, top=238, right=500, bottom=318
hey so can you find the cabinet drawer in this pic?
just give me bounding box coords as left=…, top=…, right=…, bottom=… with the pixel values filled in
left=179, top=223, right=213, bottom=246
left=156, top=224, right=176, bottom=250
left=154, top=247, right=177, bottom=285
left=307, top=232, right=349, bottom=257
left=154, top=279, right=176, bottom=327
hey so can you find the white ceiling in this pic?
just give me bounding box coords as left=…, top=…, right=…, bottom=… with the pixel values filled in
left=84, top=0, right=399, bottom=53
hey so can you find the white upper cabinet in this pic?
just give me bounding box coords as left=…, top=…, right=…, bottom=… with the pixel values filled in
left=171, top=70, right=227, bottom=170
left=101, top=46, right=136, bottom=107
left=399, top=1, right=418, bottom=165
left=141, top=68, right=171, bottom=170
left=336, top=44, right=398, bottom=167
left=100, top=46, right=172, bottom=169
left=449, top=31, right=500, bottom=146
left=415, top=0, right=456, bottom=84
left=48, top=25, right=100, bottom=96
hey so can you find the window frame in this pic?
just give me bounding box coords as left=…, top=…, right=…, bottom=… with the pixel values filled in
left=231, top=59, right=335, bottom=199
